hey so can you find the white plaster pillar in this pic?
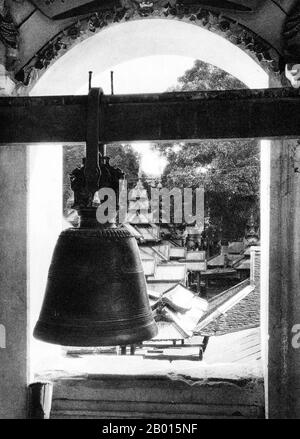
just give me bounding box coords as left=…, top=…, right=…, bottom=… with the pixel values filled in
left=260, top=140, right=270, bottom=417
left=0, top=145, right=28, bottom=418
left=28, top=144, right=63, bottom=377
left=0, top=42, right=16, bottom=96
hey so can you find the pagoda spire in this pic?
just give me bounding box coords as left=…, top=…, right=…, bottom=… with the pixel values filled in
left=245, top=210, right=259, bottom=246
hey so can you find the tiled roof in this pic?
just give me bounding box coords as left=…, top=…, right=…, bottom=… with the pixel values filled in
left=155, top=244, right=170, bottom=260
left=140, top=246, right=157, bottom=260
left=203, top=327, right=261, bottom=365
left=227, top=253, right=243, bottom=263
left=205, top=278, right=250, bottom=314
left=194, top=278, right=260, bottom=336
left=194, top=279, right=249, bottom=331
left=152, top=321, right=189, bottom=340
left=149, top=297, right=159, bottom=308
left=155, top=302, right=206, bottom=338
left=127, top=212, right=151, bottom=224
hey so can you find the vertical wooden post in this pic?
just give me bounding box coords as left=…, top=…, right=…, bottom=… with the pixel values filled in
left=28, top=382, right=53, bottom=419
left=268, top=139, right=300, bottom=418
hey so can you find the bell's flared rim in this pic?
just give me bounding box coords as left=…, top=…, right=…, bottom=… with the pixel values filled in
left=33, top=319, right=158, bottom=347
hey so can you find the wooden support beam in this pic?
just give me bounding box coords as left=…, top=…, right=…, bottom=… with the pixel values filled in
left=28, top=382, right=53, bottom=419
left=0, top=95, right=87, bottom=144
left=0, top=88, right=300, bottom=144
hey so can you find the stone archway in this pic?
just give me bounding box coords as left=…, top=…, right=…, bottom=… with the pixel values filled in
left=13, top=3, right=283, bottom=95
left=28, top=18, right=270, bottom=96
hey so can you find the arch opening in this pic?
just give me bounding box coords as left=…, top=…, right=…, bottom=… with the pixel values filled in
left=28, top=17, right=270, bottom=388
left=30, top=18, right=269, bottom=96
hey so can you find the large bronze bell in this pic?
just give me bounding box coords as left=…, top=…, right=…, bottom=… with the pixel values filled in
left=34, top=87, right=157, bottom=346
left=34, top=209, right=158, bottom=346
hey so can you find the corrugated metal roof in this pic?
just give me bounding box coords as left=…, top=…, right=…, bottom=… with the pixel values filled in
left=123, top=223, right=143, bottom=239
left=199, top=286, right=259, bottom=336
left=152, top=321, right=189, bottom=340
left=158, top=299, right=207, bottom=336
left=148, top=289, right=161, bottom=300
left=193, top=278, right=261, bottom=337
left=142, top=259, right=156, bottom=276
left=200, top=268, right=236, bottom=276
left=185, top=251, right=206, bottom=261
left=200, top=278, right=250, bottom=317
left=235, top=259, right=250, bottom=270
left=155, top=244, right=170, bottom=260
left=136, top=225, right=158, bottom=240
left=153, top=264, right=186, bottom=281
left=207, top=253, right=226, bottom=267
left=203, top=327, right=261, bottom=365
left=228, top=241, right=244, bottom=254
left=185, top=261, right=207, bottom=272
left=161, top=283, right=197, bottom=312
left=146, top=281, right=178, bottom=295
left=170, top=247, right=186, bottom=259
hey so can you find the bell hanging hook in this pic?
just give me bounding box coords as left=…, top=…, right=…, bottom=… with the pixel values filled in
left=88, top=71, right=93, bottom=92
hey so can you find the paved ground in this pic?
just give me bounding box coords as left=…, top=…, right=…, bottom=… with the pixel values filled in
left=32, top=328, right=262, bottom=382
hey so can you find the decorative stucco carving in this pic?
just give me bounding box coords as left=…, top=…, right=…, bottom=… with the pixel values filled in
left=283, top=2, right=300, bottom=88
left=283, top=1, right=300, bottom=65
left=14, top=3, right=281, bottom=94
left=285, top=63, right=300, bottom=89
left=0, top=0, right=19, bottom=70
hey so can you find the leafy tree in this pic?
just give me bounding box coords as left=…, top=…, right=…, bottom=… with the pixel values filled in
left=63, top=144, right=140, bottom=219
left=160, top=60, right=259, bottom=243
left=168, top=59, right=246, bottom=92
left=106, top=143, right=140, bottom=189
left=63, top=145, right=86, bottom=217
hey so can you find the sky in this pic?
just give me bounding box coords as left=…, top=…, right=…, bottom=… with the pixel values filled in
left=82, top=55, right=196, bottom=177
left=77, top=55, right=195, bottom=95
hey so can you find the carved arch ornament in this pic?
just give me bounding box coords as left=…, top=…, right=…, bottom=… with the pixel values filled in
left=6, top=0, right=291, bottom=94
left=283, top=1, right=300, bottom=89
left=0, top=0, right=19, bottom=70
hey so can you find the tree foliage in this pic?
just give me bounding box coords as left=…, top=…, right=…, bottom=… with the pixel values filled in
left=63, top=144, right=140, bottom=218
left=106, top=143, right=140, bottom=188
left=161, top=60, right=259, bottom=242
left=168, top=60, right=246, bottom=92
